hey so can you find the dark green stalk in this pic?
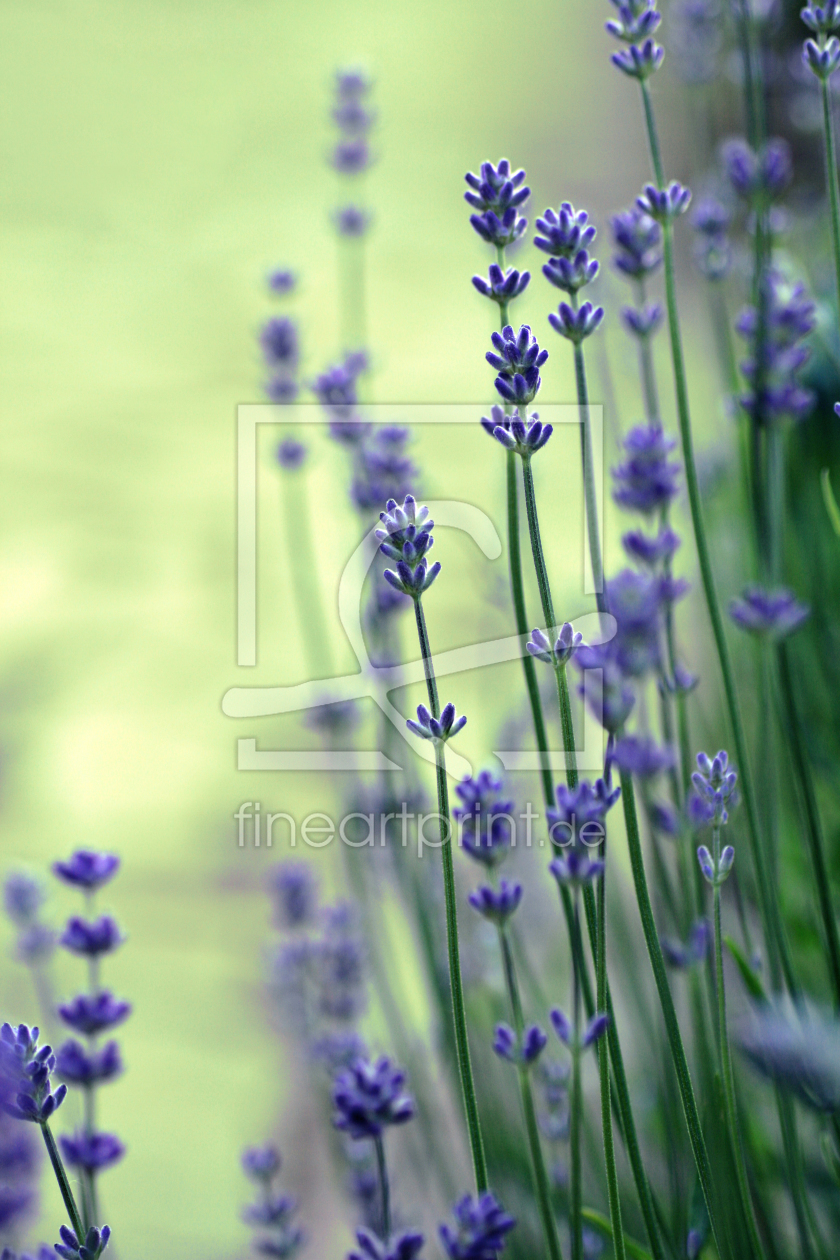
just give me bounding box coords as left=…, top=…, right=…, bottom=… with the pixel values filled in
left=374, top=1135, right=390, bottom=1240
left=618, top=764, right=722, bottom=1255
left=596, top=847, right=626, bottom=1260
left=777, top=643, right=840, bottom=1009
left=412, top=597, right=488, bottom=1193
left=41, top=1120, right=85, bottom=1241
left=635, top=278, right=660, bottom=425
left=518, top=416, right=664, bottom=1260
left=498, top=927, right=564, bottom=1260
left=820, top=76, right=840, bottom=323
left=570, top=892, right=583, bottom=1260
left=712, top=828, right=765, bottom=1260
left=568, top=303, right=607, bottom=615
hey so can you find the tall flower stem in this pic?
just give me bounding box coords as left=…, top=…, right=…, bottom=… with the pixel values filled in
left=596, top=839, right=626, bottom=1260
left=617, top=763, right=722, bottom=1255
left=820, top=76, right=840, bottom=322
left=518, top=446, right=663, bottom=1260
left=412, top=596, right=488, bottom=1193
left=570, top=891, right=584, bottom=1260
left=638, top=77, right=798, bottom=998
left=634, top=279, right=660, bottom=425
left=711, top=826, right=765, bottom=1260
left=373, top=1135, right=390, bottom=1240
left=777, top=642, right=840, bottom=1009
left=41, top=1120, right=85, bottom=1241
left=568, top=297, right=607, bottom=616
left=498, top=927, right=564, bottom=1260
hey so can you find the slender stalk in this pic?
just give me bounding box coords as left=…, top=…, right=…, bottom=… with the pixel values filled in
left=412, top=597, right=488, bottom=1192
left=41, top=1120, right=85, bottom=1241
left=498, top=927, right=564, bottom=1260
left=656, top=196, right=798, bottom=996
left=568, top=304, right=607, bottom=615
left=634, top=278, right=660, bottom=425
left=777, top=643, right=840, bottom=1009
left=570, top=892, right=583, bottom=1260
left=518, top=433, right=664, bottom=1260
left=374, top=1135, right=390, bottom=1241
left=617, top=764, right=722, bottom=1255
left=712, top=827, right=765, bottom=1260
left=820, top=77, right=840, bottom=324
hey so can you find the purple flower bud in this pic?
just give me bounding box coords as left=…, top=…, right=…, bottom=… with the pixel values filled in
left=56, top=1039, right=122, bottom=1086
left=489, top=409, right=553, bottom=456
left=332, top=1054, right=415, bottom=1139
left=801, top=1, right=840, bottom=36
left=550, top=1008, right=572, bottom=1046
left=621, top=302, right=663, bottom=338
left=60, top=1131, right=125, bottom=1172
left=612, top=38, right=665, bottom=79
left=697, top=845, right=715, bottom=883
left=58, top=992, right=131, bottom=1036
left=439, top=1192, right=516, bottom=1260
left=242, top=1145, right=281, bottom=1182
left=729, top=586, right=810, bottom=639
left=582, top=1013, right=610, bottom=1048
left=526, top=623, right=583, bottom=667
left=269, top=864, right=317, bottom=929
left=267, top=269, right=296, bottom=295
left=349, top=1229, right=425, bottom=1260
left=53, top=851, right=120, bottom=892
left=276, top=438, right=307, bottom=471
left=723, top=138, right=791, bottom=202
left=464, top=160, right=530, bottom=218
left=469, top=880, right=523, bottom=924
left=472, top=264, right=530, bottom=305
left=547, top=301, right=604, bottom=345
left=60, top=916, right=124, bottom=958
left=611, top=206, right=662, bottom=278
left=542, top=250, right=600, bottom=295
left=260, top=318, right=298, bottom=369
left=333, top=138, right=371, bottom=173
left=55, top=1224, right=111, bottom=1260
left=612, top=735, right=675, bottom=779
left=621, top=524, right=680, bottom=567
left=534, top=204, right=595, bottom=257
left=637, top=181, right=692, bottom=222
left=334, top=205, right=372, bottom=236
left=406, top=702, right=466, bottom=744
left=612, top=424, right=681, bottom=515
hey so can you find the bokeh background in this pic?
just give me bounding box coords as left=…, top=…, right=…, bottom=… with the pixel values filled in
left=2, top=1, right=839, bottom=1257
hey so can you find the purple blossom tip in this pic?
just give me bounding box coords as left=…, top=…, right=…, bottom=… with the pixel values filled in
left=52, top=850, right=120, bottom=891
left=332, top=1054, right=415, bottom=1139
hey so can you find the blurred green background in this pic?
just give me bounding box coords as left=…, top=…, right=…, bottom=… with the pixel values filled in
left=3, top=1, right=835, bottom=1257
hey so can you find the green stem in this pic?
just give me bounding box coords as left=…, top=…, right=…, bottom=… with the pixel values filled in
left=618, top=765, right=722, bottom=1255
left=635, top=278, right=660, bottom=425
left=517, top=393, right=665, bottom=1260
left=777, top=643, right=840, bottom=1009
left=820, top=76, right=840, bottom=325
left=570, top=890, right=583, bottom=1260
left=712, top=828, right=765, bottom=1260
left=658, top=204, right=797, bottom=997
left=374, top=1135, right=390, bottom=1241
left=498, top=928, right=564, bottom=1260
left=570, top=325, right=607, bottom=615
left=412, top=597, right=488, bottom=1193
left=41, top=1120, right=85, bottom=1241
left=596, top=846, right=626, bottom=1260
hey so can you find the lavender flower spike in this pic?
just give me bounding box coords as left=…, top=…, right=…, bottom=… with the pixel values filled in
left=439, top=1193, right=516, bottom=1260
left=612, top=38, right=665, bottom=79
left=689, top=750, right=738, bottom=829
left=486, top=325, right=547, bottom=404
left=542, top=251, right=599, bottom=296
left=464, top=160, right=530, bottom=217
left=60, top=916, right=124, bottom=958
left=729, top=587, right=810, bottom=639
left=406, top=702, right=466, bottom=745
left=454, top=770, right=515, bottom=866
left=547, top=300, right=604, bottom=345
left=0, top=1024, right=67, bottom=1123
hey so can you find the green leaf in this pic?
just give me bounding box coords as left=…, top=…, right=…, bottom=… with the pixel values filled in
left=725, top=935, right=768, bottom=1001
left=581, top=1208, right=653, bottom=1260
left=821, top=468, right=840, bottom=538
